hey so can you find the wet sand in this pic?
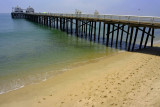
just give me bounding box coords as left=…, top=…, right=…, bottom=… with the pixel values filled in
left=0, top=44, right=160, bottom=107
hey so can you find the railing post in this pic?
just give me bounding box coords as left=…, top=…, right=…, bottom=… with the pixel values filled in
left=138, top=17, right=140, bottom=24
left=110, top=15, right=112, bottom=21
left=118, top=16, right=120, bottom=22
left=128, top=16, right=130, bottom=22
left=152, top=17, right=154, bottom=25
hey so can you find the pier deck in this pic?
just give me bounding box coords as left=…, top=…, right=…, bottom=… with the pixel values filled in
left=27, top=13, right=160, bottom=28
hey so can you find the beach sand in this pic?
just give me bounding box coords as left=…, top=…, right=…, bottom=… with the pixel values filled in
left=0, top=44, right=160, bottom=107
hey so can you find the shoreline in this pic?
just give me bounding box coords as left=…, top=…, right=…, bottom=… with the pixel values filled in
left=0, top=44, right=160, bottom=107
left=0, top=48, right=119, bottom=95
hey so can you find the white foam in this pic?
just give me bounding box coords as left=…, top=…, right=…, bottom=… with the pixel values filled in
left=0, top=85, right=24, bottom=95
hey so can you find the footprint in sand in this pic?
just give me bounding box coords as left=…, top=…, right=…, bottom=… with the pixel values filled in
left=101, top=90, right=104, bottom=93
left=38, top=101, right=41, bottom=103
left=88, top=97, right=91, bottom=100
left=121, top=80, right=125, bottom=82
left=103, top=95, right=107, bottom=98
left=42, top=98, right=46, bottom=100
left=110, top=103, right=114, bottom=106
left=125, top=77, right=128, bottom=80
left=69, top=94, right=72, bottom=96
left=123, top=98, right=127, bottom=101
left=131, top=88, right=135, bottom=90
left=118, top=83, right=121, bottom=85
left=101, top=102, right=104, bottom=104
left=85, top=102, right=89, bottom=106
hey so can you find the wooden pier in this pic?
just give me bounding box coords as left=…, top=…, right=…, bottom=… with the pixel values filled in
left=12, top=12, right=160, bottom=51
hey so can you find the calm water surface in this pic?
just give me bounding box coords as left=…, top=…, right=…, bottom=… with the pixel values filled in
left=0, top=14, right=119, bottom=94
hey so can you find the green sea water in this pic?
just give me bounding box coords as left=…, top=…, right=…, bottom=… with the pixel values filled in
left=0, top=14, right=119, bottom=94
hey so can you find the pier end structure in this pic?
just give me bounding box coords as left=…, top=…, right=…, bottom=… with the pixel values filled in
left=11, top=6, right=34, bottom=18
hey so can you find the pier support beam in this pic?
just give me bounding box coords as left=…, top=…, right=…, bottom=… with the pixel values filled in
left=85, top=21, right=88, bottom=38
left=98, top=22, right=101, bottom=42
left=139, top=27, right=146, bottom=49
left=128, top=27, right=134, bottom=51
left=94, top=21, right=97, bottom=41
left=90, top=21, right=93, bottom=41
left=56, top=17, right=58, bottom=29
left=111, top=24, right=115, bottom=47
left=66, top=18, right=68, bottom=33
left=151, top=28, right=154, bottom=47
left=144, top=28, right=151, bottom=48
left=49, top=16, right=51, bottom=27
left=120, top=25, right=124, bottom=46
left=132, top=27, right=139, bottom=51
left=116, top=24, right=120, bottom=47
left=125, top=26, right=130, bottom=47
left=60, top=18, right=62, bottom=30
left=103, top=23, right=106, bottom=42
left=76, top=19, right=78, bottom=36
left=71, top=19, right=73, bottom=34
left=106, top=23, right=110, bottom=46
left=63, top=18, right=65, bottom=31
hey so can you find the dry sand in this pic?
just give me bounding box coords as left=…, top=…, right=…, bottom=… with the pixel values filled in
left=0, top=44, right=160, bottom=107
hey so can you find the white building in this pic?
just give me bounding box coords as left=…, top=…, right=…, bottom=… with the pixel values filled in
left=94, top=10, right=99, bottom=15
left=75, top=9, right=82, bottom=15
left=26, top=6, right=34, bottom=13
left=13, top=6, right=23, bottom=13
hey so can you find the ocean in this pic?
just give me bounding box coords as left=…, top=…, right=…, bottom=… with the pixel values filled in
left=0, top=13, right=160, bottom=94
left=0, top=13, right=120, bottom=94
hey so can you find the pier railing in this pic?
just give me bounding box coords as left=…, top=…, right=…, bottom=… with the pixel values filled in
left=30, top=13, right=160, bottom=25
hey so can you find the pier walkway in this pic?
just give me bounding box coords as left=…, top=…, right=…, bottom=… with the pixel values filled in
left=12, top=12, right=160, bottom=51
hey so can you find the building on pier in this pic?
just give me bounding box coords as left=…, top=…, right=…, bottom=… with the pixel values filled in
left=75, top=9, right=82, bottom=14
left=12, top=6, right=24, bottom=13
left=26, top=6, right=34, bottom=13
left=11, top=6, right=34, bottom=18
left=94, top=10, right=99, bottom=15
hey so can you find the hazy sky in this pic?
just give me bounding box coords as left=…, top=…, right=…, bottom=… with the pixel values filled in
left=1, top=0, right=160, bottom=16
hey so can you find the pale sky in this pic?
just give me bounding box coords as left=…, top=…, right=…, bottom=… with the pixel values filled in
left=0, top=0, right=160, bottom=16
